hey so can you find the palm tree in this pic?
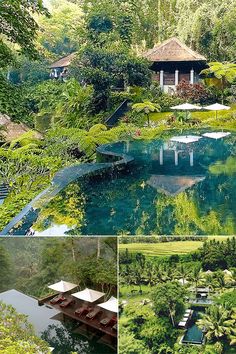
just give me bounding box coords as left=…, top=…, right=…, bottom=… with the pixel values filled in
left=133, top=265, right=143, bottom=292
left=177, top=264, right=190, bottom=285
left=204, top=274, right=218, bottom=295
left=214, top=271, right=226, bottom=292
left=145, top=262, right=157, bottom=287
left=132, top=101, right=160, bottom=126
left=191, top=265, right=202, bottom=294
left=197, top=305, right=234, bottom=341
left=201, top=62, right=236, bottom=103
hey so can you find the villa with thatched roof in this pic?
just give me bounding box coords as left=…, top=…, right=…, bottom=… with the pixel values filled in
left=49, top=52, right=76, bottom=79
left=143, top=37, right=207, bottom=93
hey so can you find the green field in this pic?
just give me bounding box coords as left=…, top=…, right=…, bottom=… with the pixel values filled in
left=119, top=237, right=230, bottom=256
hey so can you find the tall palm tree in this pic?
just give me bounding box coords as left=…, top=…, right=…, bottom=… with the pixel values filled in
left=191, top=265, right=202, bottom=294
left=204, top=274, right=218, bottom=295
left=133, top=265, right=143, bottom=292
left=145, top=262, right=157, bottom=287
left=177, top=264, right=190, bottom=285
left=214, top=271, right=226, bottom=292
left=197, top=305, right=234, bottom=341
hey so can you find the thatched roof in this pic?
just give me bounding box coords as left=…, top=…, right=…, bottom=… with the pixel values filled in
left=0, top=113, right=42, bottom=142
left=147, top=175, right=205, bottom=196
left=49, top=53, right=76, bottom=69
left=144, top=37, right=206, bottom=62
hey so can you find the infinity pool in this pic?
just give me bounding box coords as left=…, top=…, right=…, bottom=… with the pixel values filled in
left=0, top=290, right=114, bottom=353
left=8, top=129, right=236, bottom=235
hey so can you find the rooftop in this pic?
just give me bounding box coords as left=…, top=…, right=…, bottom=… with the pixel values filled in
left=143, top=37, right=206, bottom=62
left=49, top=53, right=76, bottom=69
left=0, top=113, right=42, bottom=142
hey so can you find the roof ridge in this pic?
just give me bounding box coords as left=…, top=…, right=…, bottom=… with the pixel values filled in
left=144, top=37, right=206, bottom=61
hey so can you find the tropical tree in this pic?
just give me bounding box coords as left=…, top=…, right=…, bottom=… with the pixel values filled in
left=132, top=101, right=160, bottom=126
left=177, top=264, right=190, bottom=285
left=0, top=1, right=49, bottom=66
left=36, top=0, right=82, bottom=57
left=133, top=265, right=143, bottom=292
left=0, top=245, right=12, bottom=292
left=201, top=62, right=236, bottom=103
left=145, top=261, right=157, bottom=287
left=0, top=302, right=50, bottom=353
left=197, top=305, right=235, bottom=342
left=190, top=264, right=202, bottom=294
left=152, top=281, right=187, bottom=327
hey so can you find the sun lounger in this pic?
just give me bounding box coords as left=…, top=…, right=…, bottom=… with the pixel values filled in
left=100, top=316, right=117, bottom=327
left=50, top=294, right=66, bottom=304
left=75, top=306, right=92, bottom=316
left=185, top=309, right=191, bottom=314
left=112, top=323, right=117, bottom=331
left=86, top=308, right=102, bottom=320
left=178, top=320, right=187, bottom=328
left=59, top=297, right=75, bottom=308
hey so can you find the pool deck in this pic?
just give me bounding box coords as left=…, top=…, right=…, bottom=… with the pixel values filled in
left=39, top=294, right=117, bottom=340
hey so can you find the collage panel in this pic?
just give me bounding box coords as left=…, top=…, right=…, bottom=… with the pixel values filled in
left=1, top=0, right=236, bottom=354
left=0, top=237, right=117, bottom=354
left=119, top=236, right=236, bottom=354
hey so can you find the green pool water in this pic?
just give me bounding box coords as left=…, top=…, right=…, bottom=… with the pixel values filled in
left=182, top=324, right=204, bottom=344
left=10, top=129, right=236, bottom=235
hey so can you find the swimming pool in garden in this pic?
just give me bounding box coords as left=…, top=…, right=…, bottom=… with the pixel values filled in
left=3, top=129, right=236, bottom=236
left=181, top=309, right=205, bottom=345
left=182, top=324, right=204, bottom=345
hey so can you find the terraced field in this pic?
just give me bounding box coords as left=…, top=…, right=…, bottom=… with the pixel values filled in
left=119, top=237, right=229, bottom=256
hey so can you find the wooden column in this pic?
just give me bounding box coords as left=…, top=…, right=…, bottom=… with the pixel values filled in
left=175, top=70, right=179, bottom=86
left=160, top=70, right=164, bottom=89
left=159, top=146, right=164, bottom=165
left=190, top=69, right=194, bottom=84
left=174, top=150, right=179, bottom=166
left=190, top=150, right=194, bottom=166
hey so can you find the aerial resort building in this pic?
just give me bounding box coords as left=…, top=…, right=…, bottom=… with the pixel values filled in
left=0, top=282, right=117, bottom=353
left=143, top=37, right=207, bottom=93
left=39, top=280, right=118, bottom=349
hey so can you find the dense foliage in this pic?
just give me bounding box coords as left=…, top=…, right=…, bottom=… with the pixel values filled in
left=0, top=0, right=49, bottom=66
left=0, top=302, right=50, bottom=354
left=120, top=238, right=236, bottom=353
left=0, top=237, right=117, bottom=298
left=0, top=237, right=116, bottom=353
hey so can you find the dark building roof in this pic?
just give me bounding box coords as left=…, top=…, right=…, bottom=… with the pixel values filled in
left=144, top=37, right=206, bottom=62
left=49, top=53, right=76, bottom=69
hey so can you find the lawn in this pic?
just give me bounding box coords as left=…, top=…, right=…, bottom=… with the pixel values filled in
left=119, top=237, right=230, bottom=257
left=150, top=104, right=236, bottom=130
left=120, top=284, right=151, bottom=302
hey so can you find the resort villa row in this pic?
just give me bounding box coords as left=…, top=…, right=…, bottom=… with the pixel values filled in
left=49, top=37, right=207, bottom=94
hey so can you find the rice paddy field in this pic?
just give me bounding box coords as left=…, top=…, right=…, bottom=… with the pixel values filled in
left=119, top=236, right=230, bottom=257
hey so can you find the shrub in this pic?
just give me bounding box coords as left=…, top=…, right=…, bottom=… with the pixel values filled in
left=176, top=80, right=214, bottom=104
left=0, top=74, right=31, bottom=124
left=155, top=93, right=183, bottom=111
